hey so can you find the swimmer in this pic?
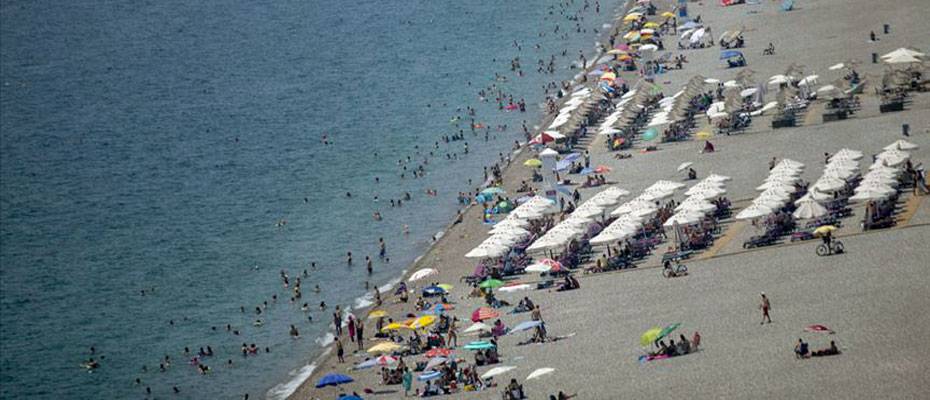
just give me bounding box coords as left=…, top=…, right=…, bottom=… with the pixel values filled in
left=346, top=252, right=353, bottom=265
left=254, top=319, right=264, bottom=327
left=290, top=324, right=300, bottom=338
left=313, top=284, right=321, bottom=293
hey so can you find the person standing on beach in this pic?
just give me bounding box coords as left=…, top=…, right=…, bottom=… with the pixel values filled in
left=355, top=319, right=365, bottom=350
left=334, top=306, right=343, bottom=335
left=402, top=367, right=413, bottom=396
left=347, top=315, right=356, bottom=345
left=336, top=338, right=345, bottom=363
left=759, top=293, right=772, bottom=324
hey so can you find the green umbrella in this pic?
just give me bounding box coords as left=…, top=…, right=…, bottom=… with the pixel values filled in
left=478, top=279, right=505, bottom=289
left=657, top=323, right=681, bottom=341
left=642, top=127, right=658, bottom=141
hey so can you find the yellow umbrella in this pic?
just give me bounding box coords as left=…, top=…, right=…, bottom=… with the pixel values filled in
left=437, top=283, right=454, bottom=291
left=380, top=322, right=411, bottom=332
left=813, top=225, right=837, bottom=236
left=410, top=315, right=437, bottom=329
left=367, top=341, right=404, bottom=354
left=643, top=22, right=660, bottom=29
left=640, top=326, right=662, bottom=346
left=523, top=158, right=542, bottom=167
left=640, top=33, right=653, bottom=40
left=600, top=71, right=617, bottom=81
left=661, top=11, right=675, bottom=18
left=695, top=131, right=713, bottom=140
left=367, top=310, right=388, bottom=320
left=624, top=12, right=643, bottom=21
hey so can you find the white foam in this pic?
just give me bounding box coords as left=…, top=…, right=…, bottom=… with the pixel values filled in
left=315, top=332, right=335, bottom=347
left=265, top=362, right=317, bottom=400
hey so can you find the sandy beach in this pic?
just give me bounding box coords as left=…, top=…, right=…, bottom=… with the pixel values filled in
left=291, top=0, right=930, bottom=398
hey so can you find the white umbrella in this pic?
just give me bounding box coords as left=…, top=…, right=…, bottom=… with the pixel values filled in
left=833, top=148, right=863, bottom=159
left=686, top=187, right=726, bottom=200
left=704, top=78, right=721, bottom=84
left=677, top=162, right=693, bottom=172
left=881, top=47, right=925, bottom=60
left=589, top=227, right=634, bottom=245
left=813, top=176, right=846, bottom=192
left=736, top=205, right=773, bottom=220
left=662, top=211, right=704, bottom=227
left=685, top=181, right=725, bottom=195
left=704, top=173, right=732, bottom=183
left=676, top=200, right=716, bottom=213
left=526, top=368, right=555, bottom=381
left=768, top=74, right=790, bottom=86
left=822, top=166, right=857, bottom=179
left=498, top=284, right=532, bottom=293
left=649, top=180, right=686, bottom=191
left=464, top=322, right=491, bottom=335
left=849, top=188, right=892, bottom=202
left=481, top=366, right=516, bottom=380
left=793, top=199, right=828, bottom=219
left=883, top=53, right=922, bottom=64
left=807, top=188, right=834, bottom=202
left=740, top=88, right=759, bottom=97
left=723, top=80, right=739, bottom=88
left=408, top=268, right=438, bottom=282
left=884, top=140, right=919, bottom=151
left=639, top=188, right=673, bottom=202
left=828, top=63, right=845, bottom=71
left=752, top=197, right=785, bottom=210
left=639, top=44, right=658, bottom=51
left=525, top=262, right=555, bottom=273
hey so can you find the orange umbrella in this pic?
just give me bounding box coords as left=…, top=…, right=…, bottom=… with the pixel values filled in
left=471, top=307, right=501, bottom=322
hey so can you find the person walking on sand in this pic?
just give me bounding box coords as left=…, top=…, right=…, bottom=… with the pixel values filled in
left=402, top=367, right=413, bottom=396
left=336, top=338, right=345, bottom=363
left=759, top=292, right=772, bottom=324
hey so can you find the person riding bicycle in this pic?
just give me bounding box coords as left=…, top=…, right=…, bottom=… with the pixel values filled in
left=821, top=230, right=833, bottom=249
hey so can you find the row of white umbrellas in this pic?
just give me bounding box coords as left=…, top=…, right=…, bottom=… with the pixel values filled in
left=736, top=159, right=805, bottom=220
left=525, top=186, right=630, bottom=253
left=465, top=196, right=557, bottom=259
left=549, top=88, right=596, bottom=131
left=848, top=140, right=917, bottom=202
left=662, top=174, right=731, bottom=228
left=597, top=95, right=636, bottom=136
left=588, top=180, right=691, bottom=245
left=792, top=148, right=863, bottom=219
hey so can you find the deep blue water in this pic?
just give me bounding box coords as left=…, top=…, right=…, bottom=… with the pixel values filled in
left=0, top=0, right=619, bottom=398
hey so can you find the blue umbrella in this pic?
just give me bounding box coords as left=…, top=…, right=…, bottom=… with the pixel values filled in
left=316, top=373, right=354, bottom=388
left=579, top=167, right=594, bottom=175
left=417, top=370, right=442, bottom=382
left=422, top=286, right=446, bottom=296
left=510, top=320, right=543, bottom=334
left=338, top=396, right=364, bottom=400
left=720, top=50, right=743, bottom=60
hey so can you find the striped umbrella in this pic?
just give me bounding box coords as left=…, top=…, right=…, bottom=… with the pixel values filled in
left=471, top=307, right=501, bottom=322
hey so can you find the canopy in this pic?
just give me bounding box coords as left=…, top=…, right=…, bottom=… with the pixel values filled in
left=408, top=268, right=438, bottom=282
left=481, top=365, right=516, bottom=379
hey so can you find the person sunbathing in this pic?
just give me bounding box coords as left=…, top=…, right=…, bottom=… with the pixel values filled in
left=811, top=341, right=840, bottom=357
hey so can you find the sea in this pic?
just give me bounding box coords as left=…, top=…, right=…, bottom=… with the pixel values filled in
left=0, top=0, right=621, bottom=398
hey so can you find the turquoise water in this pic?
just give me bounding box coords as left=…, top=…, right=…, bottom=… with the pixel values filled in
left=0, top=0, right=619, bottom=398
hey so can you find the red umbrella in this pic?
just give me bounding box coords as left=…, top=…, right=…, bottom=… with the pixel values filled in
left=424, top=347, right=453, bottom=358
left=594, top=165, right=612, bottom=173
left=471, top=307, right=501, bottom=322
left=529, top=132, right=556, bottom=145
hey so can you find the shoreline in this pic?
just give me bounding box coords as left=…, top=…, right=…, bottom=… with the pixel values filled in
left=283, top=0, right=639, bottom=398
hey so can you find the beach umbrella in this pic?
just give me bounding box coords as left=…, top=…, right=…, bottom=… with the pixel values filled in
left=471, top=307, right=501, bottom=322
left=464, top=340, right=496, bottom=351
left=316, top=373, right=354, bottom=388
left=736, top=205, right=773, bottom=220
left=640, top=43, right=658, bottom=51
left=695, top=131, right=713, bottom=140
left=410, top=315, right=437, bottom=329
left=704, top=173, right=731, bottom=182
left=496, top=283, right=531, bottom=293
left=408, top=268, right=438, bottom=282
left=850, top=187, right=894, bottom=202
left=338, top=396, right=363, bottom=400
left=658, top=323, right=681, bottom=341
left=481, top=187, right=506, bottom=196
left=464, top=322, right=491, bottom=335
left=814, top=176, right=846, bottom=192
left=417, top=371, right=442, bottom=382
left=523, top=158, right=543, bottom=167
left=422, top=286, right=446, bottom=296
left=677, top=162, right=693, bottom=172
left=828, top=63, right=845, bottom=71
left=526, top=368, right=555, bottom=381
left=594, top=165, right=612, bottom=174
left=641, top=127, right=659, bottom=141
left=739, top=88, right=758, bottom=98
left=481, top=365, right=516, bottom=380
left=661, top=11, right=675, bottom=18
left=510, top=320, right=543, bottom=334
left=793, top=199, right=828, bottom=219
left=884, top=140, right=918, bottom=151
left=883, top=53, right=922, bottom=64
left=425, top=357, right=448, bottom=371
left=833, top=148, right=863, bottom=159
left=704, top=78, right=721, bottom=84
left=372, top=355, right=399, bottom=367
left=640, top=326, right=662, bottom=346
left=381, top=322, right=411, bottom=333
left=367, top=342, right=404, bottom=355
left=424, top=347, right=453, bottom=358
left=478, top=278, right=505, bottom=290
left=676, top=200, right=716, bottom=213
left=812, top=225, right=837, bottom=237
left=881, top=47, right=925, bottom=60
left=644, top=22, right=660, bottom=28
left=368, top=310, right=388, bottom=320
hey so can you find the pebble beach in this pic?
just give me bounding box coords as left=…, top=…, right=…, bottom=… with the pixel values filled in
left=292, top=0, right=930, bottom=399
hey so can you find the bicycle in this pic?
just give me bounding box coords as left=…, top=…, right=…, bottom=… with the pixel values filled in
left=815, top=240, right=844, bottom=256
